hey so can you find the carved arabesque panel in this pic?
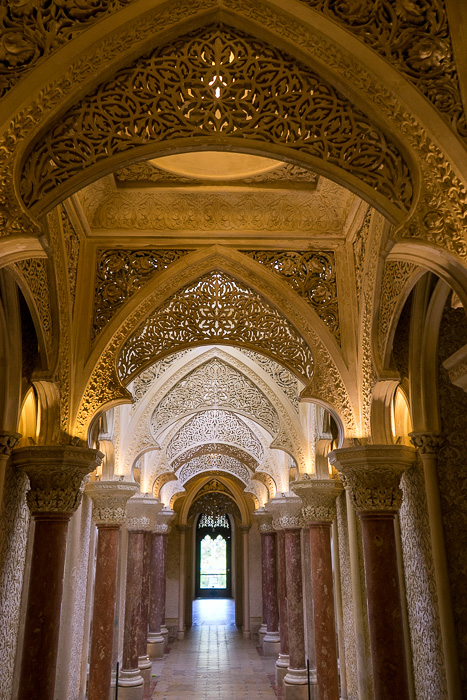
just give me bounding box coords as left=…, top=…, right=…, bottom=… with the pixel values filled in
left=244, top=250, right=339, bottom=341
left=298, top=0, right=467, bottom=142
left=130, top=350, right=190, bottom=406
left=92, top=249, right=190, bottom=342
left=170, top=442, right=258, bottom=473
left=60, top=205, right=80, bottom=310
left=118, top=272, right=314, bottom=381
left=15, top=258, right=53, bottom=354
left=179, top=454, right=251, bottom=485
left=240, top=349, right=300, bottom=411
left=166, top=409, right=264, bottom=462
left=252, top=471, right=276, bottom=498
left=151, top=357, right=280, bottom=435
left=20, top=25, right=413, bottom=213
left=378, top=260, right=418, bottom=360
left=353, top=207, right=372, bottom=307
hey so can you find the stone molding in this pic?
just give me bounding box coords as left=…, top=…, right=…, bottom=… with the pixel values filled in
left=0, top=432, right=21, bottom=457
left=442, top=343, right=467, bottom=392
left=85, top=480, right=139, bottom=526
left=154, top=507, right=175, bottom=534
left=328, top=445, right=416, bottom=513
left=409, top=432, right=444, bottom=455
left=12, top=445, right=104, bottom=515
left=253, top=508, right=274, bottom=533
left=125, top=494, right=163, bottom=532
left=291, top=477, right=343, bottom=522
left=267, top=495, right=304, bottom=530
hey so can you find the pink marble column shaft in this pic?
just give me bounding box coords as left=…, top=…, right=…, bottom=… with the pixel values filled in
left=122, top=531, right=145, bottom=672
left=17, top=513, right=70, bottom=700
left=276, top=530, right=289, bottom=656
left=309, top=522, right=339, bottom=700
left=284, top=528, right=306, bottom=671
left=360, top=512, right=409, bottom=700
left=149, top=533, right=167, bottom=635
left=137, top=531, right=152, bottom=673
left=88, top=525, right=120, bottom=700
left=262, top=531, right=279, bottom=633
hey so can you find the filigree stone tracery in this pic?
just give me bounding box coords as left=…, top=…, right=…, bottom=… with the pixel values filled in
left=165, top=410, right=264, bottom=462
left=85, top=480, right=139, bottom=525
left=178, top=454, right=251, bottom=485
left=15, top=258, right=53, bottom=353
left=130, top=351, right=190, bottom=406
left=20, top=25, right=413, bottom=213
left=118, top=272, right=314, bottom=381
left=92, top=249, right=190, bottom=341
left=378, top=260, right=418, bottom=359
left=170, top=442, right=258, bottom=473
left=244, top=250, right=339, bottom=341
left=240, top=349, right=300, bottom=411
left=291, top=477, right=343, bottom=522
left=151, top=357, right=280, bottom=435
left=60, top=206, right=80, bottom=310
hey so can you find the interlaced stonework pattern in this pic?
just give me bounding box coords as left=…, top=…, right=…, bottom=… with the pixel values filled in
left=166, top=410, right=264, bottom=462
left=299, top=0, right=467, bottom=141
left=118, top=272, right=314, bottom=381
left=240, top=349, right=300, bottom=410
left=179, top=455, right=251, bottom=485
left=170, top=442, right=259, bottom=473
left=60, top=207, right=80, bottom=310
left=151, top=358, right=280, bottom=435
left=15, top=258, right=53, bottom=354
left=20, top=25, right=413, bottom=213
left=244, top=250, right=339, bottom=341
left=130, top=351, right=190, bottom=406
left=92, top=249, right=189, bottom=341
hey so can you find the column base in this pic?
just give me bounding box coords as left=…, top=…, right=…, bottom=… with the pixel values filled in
left=275, top=653, right=289, bottom=685
left=242, top=629, right=251, bottom=639
left=284, top=667, right=317, bottom=700
left=161, top=625, right=169, bottom=650
left=138, top=655, right=152, bottom=685
left=147, top=633, right=165, bottom=658
left=177, top=629, right=185, bottom=640
left=263, top=631, right=280, bottom=657
left=258, top=623, right=267, bottom=646
left=117, top=668, right=144, bottom=700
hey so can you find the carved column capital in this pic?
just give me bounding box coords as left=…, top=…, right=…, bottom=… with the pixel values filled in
left=291, top=477, right=343, bottom=523
left=267, top=495, right=303, bottom=530
left=154, top=507, right=175, bottom=534
left=0, top=431, right=21, bottom=457
left=409, top=432, right=444, bottom=454
left=85, top=480, right=139, bottom=526
left=328, top=445, right=415, bottom=513
left=254, top=507, right=275, bottom=533
left=12, top=445, right=103, bottom=515
left=239, top=524, right=251, bottom=533
left=126, top=495, right=163, bottom=532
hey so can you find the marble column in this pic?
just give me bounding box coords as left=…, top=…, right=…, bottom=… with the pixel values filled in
left=329, top=444, right=415, bottom=700
left=177, top=524, right=188, bottom=640
left=85, top=480, right=139, bottom=700
left=409, top=432, right=462, bottom=699
left=148, top=508, right=174, bottom=658
left=269, top=496, right=308, bottom=700
left=254, top=509, right=280, bottom=656
left=12, top=445, right=102, bottom=700
left=240, top=524, right=251, bottom=638
left=292, top=478, right=343, bottom=700
left=275, top=527, right=290, bottom=685
left=119, top=495, right=162, bottom=699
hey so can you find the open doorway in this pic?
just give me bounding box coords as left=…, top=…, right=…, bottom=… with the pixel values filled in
left=195, top=513, right=232, bottom=598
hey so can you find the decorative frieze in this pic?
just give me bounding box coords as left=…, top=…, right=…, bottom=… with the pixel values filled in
left=291, top=477, right=343, bottom=522
left=328, top=445, right=416, bottom=513
left=85, top=480, right=139, bottom=526
left=12, top=446, right=103, bottom=515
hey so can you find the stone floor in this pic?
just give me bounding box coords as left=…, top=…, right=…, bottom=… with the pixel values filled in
left=149, top=599, right=281, bottom=700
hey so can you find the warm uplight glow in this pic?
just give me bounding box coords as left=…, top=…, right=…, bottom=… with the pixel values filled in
left=149, top=151, right=283, bottom=180
left=392, top=387, right=413, bottom=446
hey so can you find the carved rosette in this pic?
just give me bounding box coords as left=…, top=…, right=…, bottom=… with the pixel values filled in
left=328, top=445, right=415, bottom=513
left=409, top=432, right=444, bottom=455
left=85, top=480, right=139, bottom=526
left=0, top=432, right=21, bottom=457
left=12, top=446, right=104, bottom=515
left=154, top=507, right=175, bottom=534
left=254, top=508, right=274, bottom=533
left=267, top=495, right=303, bottom=530
left=291, top=478, right=343, bottom=522
left=126, top=494, right=163, bottom=532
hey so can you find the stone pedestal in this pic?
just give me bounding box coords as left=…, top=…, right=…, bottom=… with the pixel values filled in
left=329, top=444, right=415, bottom=700
left=12, top=446, right=102, bottom=700
left=255, top=508, right=280, bottom=656
left=148, top=508, right=174, bottom=658
left=292, top=478, right=343, bottom=700
left=85, top=480, right=139, bottom=700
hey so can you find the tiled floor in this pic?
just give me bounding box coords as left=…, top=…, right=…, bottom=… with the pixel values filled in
left=150, top=599, right=279, bottom=700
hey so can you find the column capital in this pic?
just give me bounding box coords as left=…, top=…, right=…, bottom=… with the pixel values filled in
left=267, top=494, right=303, bottom=530
left=0, top=431, right=21, bottom=457
left=85, top=480, right=139, bottom=526
left=12, top=445, right=103, bottom=515
left=328, top=444, right=415, bottom=513
left=177, top=523, right=189, bottom=534
left=254, top=507, right=274, bottom=533
left=239, top=523, right=251, bottom=533
left=126, top=494, right=163, bottom=532
left=291, top=477, right=343, bottom=523
left=409, top=432, right=444, bottom=454
left=154, top=507, right=175, bottom=534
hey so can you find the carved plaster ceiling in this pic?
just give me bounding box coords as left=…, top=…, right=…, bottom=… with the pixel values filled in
left=179, top=455, right=251, bottom=486
left=166, top=410, right=264, bottom=463
left=151, top=358, right=280, bottom=435
left=170, top=442, right=258, bottom=473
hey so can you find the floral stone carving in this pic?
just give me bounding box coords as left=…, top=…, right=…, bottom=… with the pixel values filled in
left=291, top=477, right=343, bottom=522
left=125, top=495, right=163, bottom=532
left=85, top=480, right=139, bottom=526
left=178, top=454, right=251, bottom=486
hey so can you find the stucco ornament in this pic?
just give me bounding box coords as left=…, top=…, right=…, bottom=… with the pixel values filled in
left=409, top=432, right=444, bottom=455
left=267, top=494, right=304, bottom=530
left=12, top=446, right=104, bottom=514
left=178, top=454, right=251, bottom=486
left=0, top=432, right=21, bottom=456
left=154, top=507, right=175, bottom=534
left=85, top=480, right=139, bottom=526
left=291, top=477, right=343, bottom=522
left=328, top=445, right=416, bottom=512
left=125, top=494, right=163, bottom=532
left=254, top=507, right=274, bottom=533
